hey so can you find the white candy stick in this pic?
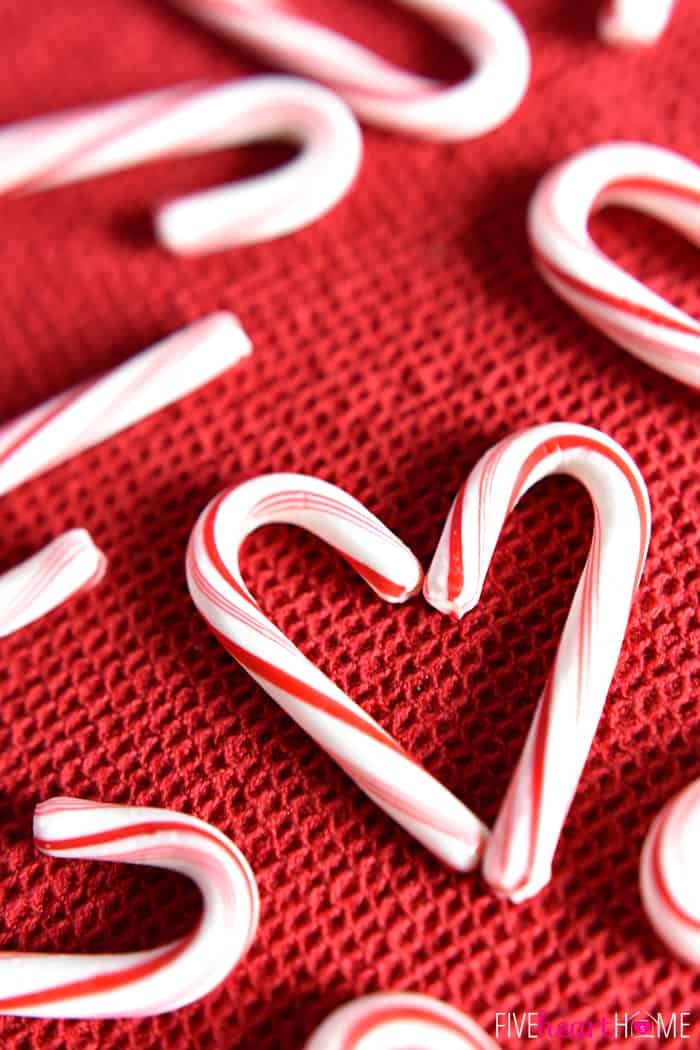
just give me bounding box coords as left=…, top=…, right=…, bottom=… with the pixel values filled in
left=598, top=0, right=677, bottom=46
left=186, top=474, right=489, bottom=871
left=529, top=142, right=700, bottom=390
left=640, top=778, right=700, bottom=966
left=425, top=423, right=651, bottom=901
left=0, top=312, right=250, bottom=498
left=165, top=0, right=530, bottom=140
left=0, top=797, right=259, bottom=1018
left=303, top=992, right=501, bottom=1050
left=0, top=76, right=362, bottom=252
left=0, top=530, right=106, bottom=637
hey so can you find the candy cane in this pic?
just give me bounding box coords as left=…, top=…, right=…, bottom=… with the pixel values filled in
left=165, top=0, right=530, bottom=140
left=0, top=312, right=250, bottom=498
left=186, top=474, right=489, bottom=871
left=0, top=76, right=361, bottom=253
left=304, top=993, right=501, bottom=1050
left=0, top=796, right=259, bottom=1017
left=598, top=0, right=676, bottom=46
left=0, top=529, right=106, bottom=638
left=528, top=142, right=700, bottom=390
left=425, top=423, right=651, bottom=901
left=640, top=778, right=700, bottom=966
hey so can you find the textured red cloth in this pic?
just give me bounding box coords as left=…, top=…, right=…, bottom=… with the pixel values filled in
left=0, top=1, right=698, bottom=1047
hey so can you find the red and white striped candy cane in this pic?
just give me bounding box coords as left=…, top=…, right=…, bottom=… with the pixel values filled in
left=303, top=993, right=501, bottom=1050
left=0, top=76, right=361, bottom=253
left=528, top=142, right=700, bottom=390
left=0, top=529, right=106, bottom=637
left=0, top=312, right=250, bottom=498
left=598, top=0, right=677, bottom=46
left=186, top=474, right=489, bottom=871
left=640, top=778, right=700, bottom=966
left=425, top=423, right=651, bottom=901
left=0, top=796, right=259, bottom=1017
left=165, top=0, right=530, bottom=140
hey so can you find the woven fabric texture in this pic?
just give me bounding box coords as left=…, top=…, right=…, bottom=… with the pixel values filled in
left=0, top=1, right=698, bottom=1047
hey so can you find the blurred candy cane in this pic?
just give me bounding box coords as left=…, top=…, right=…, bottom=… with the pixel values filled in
left=304, top=993, right=501, bottom=1050
left=529, top=142, right=700, bottom=390
left=0, top=530, right=106, bottom=638
left=165, top=0, right=530, bottom=140
left=187, top=474, right=489, bottom=871
left=425, top=423, right=651, bottom=901
left=598, top=0, right=676, bottom=46
left=0, top=797, right=259, bottom=1017
left=640, top=778, right=700, bottom=966
left=0, top=76, right=361, bottom=253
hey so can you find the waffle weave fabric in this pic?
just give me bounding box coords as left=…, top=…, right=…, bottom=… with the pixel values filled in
left=0, top=1, right=698, bottom=1048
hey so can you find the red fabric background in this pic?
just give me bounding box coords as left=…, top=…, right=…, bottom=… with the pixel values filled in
left=0, top=2, right=698, bottom=1047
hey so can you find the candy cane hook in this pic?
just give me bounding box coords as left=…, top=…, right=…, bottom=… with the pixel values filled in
left=165, top=0, right=530, bottom=140
left=304, top=993, right=501, bottom=1050
left=425, top=423, right=651, bottom=901
left=640, top=778, right=700, bottom=966
left=186, top=474, right=489, bottom=871
left=529, top=142, right=700, bottom=390
left=0, top=76, right=361, bottom=253
left=598, top=0, right=677, bottom=46
left=0, top=797, right=259, bottom=1017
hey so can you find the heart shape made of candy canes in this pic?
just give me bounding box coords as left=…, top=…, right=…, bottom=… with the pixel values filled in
left=187, top=422, right=650, bottom=902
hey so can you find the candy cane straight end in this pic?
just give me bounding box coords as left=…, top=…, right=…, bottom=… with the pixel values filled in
left=640, top=779, right=700, bottom=966
left=598, top=0, right=677, bottom=46
left=528, top=142, right=700, bottom=390
left=425, top=423, right=650, bottom=902
left=187, top=473, right=489, bottom=872
left=0, top=529, right=106, bottom=639
left=0, top=796, right=259, bottom=1018
left=303, top=993, right=502, bottom=1049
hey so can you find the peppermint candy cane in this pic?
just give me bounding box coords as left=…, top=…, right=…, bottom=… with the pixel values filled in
left=598, top=0, right=677, bottom=46
left=425, top=423, right=651, bottom=901
left=165, top=0, right=530, bottom=140
left=0, top=76, right=361, bottom=253
left=640, top=778, right=700, bottom=966
left=528, top=142, right=700, bottom=390
left=0, top=530, right=106, bottom=638
left=0, top=312, right=250, bottom=498
left=304, top=993, right=501, bottom=1050
left=186, top=475, right=489, bottom=871
left=0, top=796, right=259, bottom=1017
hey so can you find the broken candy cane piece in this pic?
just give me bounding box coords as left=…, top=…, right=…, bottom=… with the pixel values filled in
left=186, top=474, right=489, bottom=870
left=425, top=422, right=651, bottom=901
left=0, top=797, right=259, bottom=1017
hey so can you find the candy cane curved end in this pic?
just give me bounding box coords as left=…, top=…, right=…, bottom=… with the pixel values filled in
left=640, top=779, right=700, bottom=966
left=0, top=529, right=106, bottom=638
left=598, top=0, right=677, bottom=46
left=425, top=423, right=651, bottom=901
left=166, top=0, right=530, bottom=140
left=186, top=474, right=489, bottom=871
left=0, top=76, right=362, bottom=253
left=528, top=142, right=700, bottom=390
left=0, top=797, right=259, bottom=1018
left=303, top=993, right=502, bottom=1050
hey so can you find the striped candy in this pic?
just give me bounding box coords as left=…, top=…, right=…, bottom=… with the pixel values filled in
left=0, top=529, right=106, bottom=638
left=640, top=778, right=700, bottom=966
left=186, top=474, right=489, bottom=871
left=598, top=0, right=677, bottom=45
left=304, top=993, right=501, bottom=1049
left=0, top=797, right=259, bottom=1017
left=0, top=76, right=361, bottom=253
left=0, top=312, right=250, bottom=498
left=425, top=423, right=651, bottom=901
left=528, top=142, right=700, bottom=390
left=165, top=0, right=530, bottom=140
